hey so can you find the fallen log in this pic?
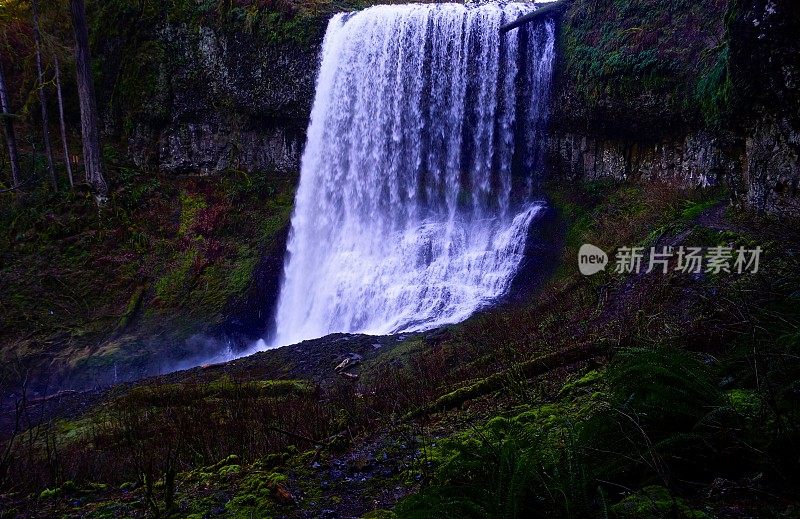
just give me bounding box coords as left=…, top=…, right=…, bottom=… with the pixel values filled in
left=500, top=0, right=573, bottom=34
left=403, top=340, right=610, bottom=421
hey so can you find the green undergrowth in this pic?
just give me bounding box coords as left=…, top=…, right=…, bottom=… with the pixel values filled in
left=29, top=450, right=301, bottom=519
left=0, top=372, right=334, bottom=514
left=5, top=178, right=800, bottom=517
left=121, top=376, right=314, bottom=407
left=544, top=179, right=729, bottom=284
left=0, top=154, right=296, bottom=381
left=395, top=343, right=800, bottom=518
left=389, top=179, right=800, bottom=517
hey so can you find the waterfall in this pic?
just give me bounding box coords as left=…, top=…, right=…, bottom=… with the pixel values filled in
left=270, top=3, right=555, bottom=347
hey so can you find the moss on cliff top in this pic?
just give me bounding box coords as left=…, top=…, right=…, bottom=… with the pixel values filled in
left=89, top=0, right=349, bottom=46
left=557, top=0, right=734, bottom=134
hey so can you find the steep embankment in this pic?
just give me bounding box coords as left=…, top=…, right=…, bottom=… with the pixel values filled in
left=0, top=171, right=295, bottom=390
left=6, top=180, right=800, bottom=518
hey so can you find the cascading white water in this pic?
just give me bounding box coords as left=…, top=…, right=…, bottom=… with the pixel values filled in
left=271, top=3, right=555, bottom=346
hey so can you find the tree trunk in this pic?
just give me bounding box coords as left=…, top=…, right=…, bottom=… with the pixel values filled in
left=69, top=0, right=107, bottom=202
left=54, top=56, right=74, bottom=188
left=32, top=0, right=57, bottom=190
left=0, top=63, right=21, bottom=189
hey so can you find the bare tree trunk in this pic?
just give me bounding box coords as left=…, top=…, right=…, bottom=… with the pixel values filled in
left=32, top=0, right=57, bottom=190
left=53, top=56, right=74, bottom=188
left=70, top=0, right=108, bottom=202
left=0, top=63, right=21, bottom=189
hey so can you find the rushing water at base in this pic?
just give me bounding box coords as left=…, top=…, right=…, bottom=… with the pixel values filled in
left=270, top=3, right=555, bottom=346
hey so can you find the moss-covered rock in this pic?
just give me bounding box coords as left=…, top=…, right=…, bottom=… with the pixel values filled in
left=554, top=0, right=732, bottom=136
left=611, top=485, right=711, bottom=519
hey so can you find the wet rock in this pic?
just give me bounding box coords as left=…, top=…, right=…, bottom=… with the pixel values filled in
left=153, top=122, right=304, bottom=176
left=350, top=456, right=372, bottom=473
left=334, top=353, right=363, bottom=372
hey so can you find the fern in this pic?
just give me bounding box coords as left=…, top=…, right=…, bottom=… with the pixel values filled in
left=607, top=347, right=724, bottom=431
left=395, top=345, right=798, bottom=517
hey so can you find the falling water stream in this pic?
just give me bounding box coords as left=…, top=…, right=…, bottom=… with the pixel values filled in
left=271, top=3, right=555, bottom=346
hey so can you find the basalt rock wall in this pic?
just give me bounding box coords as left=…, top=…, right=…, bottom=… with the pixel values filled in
left=545, top=0, right=800, bottom=217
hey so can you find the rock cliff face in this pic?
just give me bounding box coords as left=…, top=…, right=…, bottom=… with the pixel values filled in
left=106, top=0, right=798, bottom=215
left=124, top=24, right=320, bottom=175
left=546, top=131, right=740, bottom=189
left=546, top=0, right=800, bottom=217
left=733, top=0, right=800, bottom=218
